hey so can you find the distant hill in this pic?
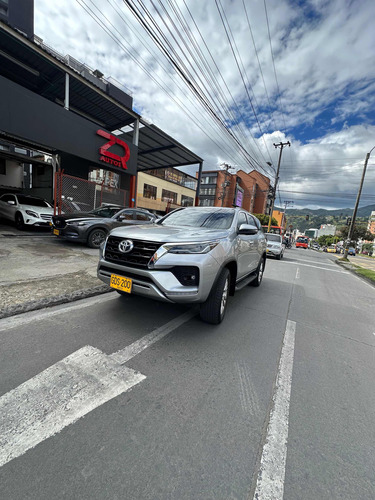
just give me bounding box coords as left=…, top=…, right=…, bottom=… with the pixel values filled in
left=274, top=204, right=375, bottom=233
left=275, top=204, right=375, bottom=218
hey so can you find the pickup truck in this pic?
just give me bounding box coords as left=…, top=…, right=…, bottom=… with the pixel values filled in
left=97, top=207, right=267, bottom=324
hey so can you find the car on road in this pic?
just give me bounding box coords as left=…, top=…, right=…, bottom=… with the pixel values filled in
left=295, top=236, right=309, bottom=249
left=0, top=193, right=54, bottom=229
left=326, top=245, right=337, bottom=253
left=52, top=207, right=158, bottom=248
left=97, top=206, right=267, bottom=324
left=265, top=233, right=284, bottom=259
left=348, top=247, right=356, bottom=256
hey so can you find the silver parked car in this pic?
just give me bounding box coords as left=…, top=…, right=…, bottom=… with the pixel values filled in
left=97, top=207, right=267, bottom=324
left=265, top=233, right=285, bottom=259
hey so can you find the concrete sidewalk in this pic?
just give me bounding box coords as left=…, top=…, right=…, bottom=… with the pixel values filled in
left=0, top=223, right=111, bottom=319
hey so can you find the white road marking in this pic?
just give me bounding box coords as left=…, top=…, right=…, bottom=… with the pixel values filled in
left=287, top=257, right=337, bottom=267
left=0, top=309, right=196, bottom=468
left=279, top=261, right=349, bottom=273
left=0, top=293, right=117, bottom=332
left=110, top=309, right=197, bottom=364
left=0, top=346, right=145, bottom=468
left=295, top=268, right=300, bottom=279
left=253, top=320, right=296, bottom=500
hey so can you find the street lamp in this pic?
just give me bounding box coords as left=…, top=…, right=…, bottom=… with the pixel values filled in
left=343, top=145, right=375, bottom=259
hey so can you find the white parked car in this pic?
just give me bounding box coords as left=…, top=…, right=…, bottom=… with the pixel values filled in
left=265, top=233, right=285, bottom=260
left=0, top=193, right=54, bottom=229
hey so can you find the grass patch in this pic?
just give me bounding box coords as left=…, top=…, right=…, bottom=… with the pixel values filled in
left=354, top=268, right=375, bottom=283
left=338, top=257, right=349, bottom=262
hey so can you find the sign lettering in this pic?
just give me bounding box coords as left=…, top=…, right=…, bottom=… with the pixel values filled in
left=96, top=129, right=130, bottom=170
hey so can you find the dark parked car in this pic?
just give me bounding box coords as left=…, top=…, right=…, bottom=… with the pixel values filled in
left=51, top=207, right=158, bottom=248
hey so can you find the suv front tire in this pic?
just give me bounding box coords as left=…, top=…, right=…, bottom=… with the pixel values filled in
left=199, top=268, right=230, bottom=325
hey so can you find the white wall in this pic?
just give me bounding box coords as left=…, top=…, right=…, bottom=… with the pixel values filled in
left=0, top=160, right=23, bottom=189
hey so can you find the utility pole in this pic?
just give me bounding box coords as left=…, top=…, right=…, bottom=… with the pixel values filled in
left=283, top=200, right=294, bottom=232
left=267, top=141, right=291, bottom=232
left=218, top=163, right=233, bottom=207
left=343, top=146, right=375, bottom=259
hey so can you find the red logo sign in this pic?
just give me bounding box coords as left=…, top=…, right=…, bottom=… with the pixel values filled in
left=97, top=129, right=130, bottom=170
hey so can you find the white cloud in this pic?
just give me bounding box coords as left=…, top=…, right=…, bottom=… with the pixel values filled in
left=33, top=0, right=375, bottom=209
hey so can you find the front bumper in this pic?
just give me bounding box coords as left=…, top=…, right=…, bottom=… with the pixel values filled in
left=23, top=216, right=52, bottom=227
left=97, top=252, right=220, bottom=304
left=266, top=246, right=282, bottom=257
left=51, top=225, right=88, bottom=243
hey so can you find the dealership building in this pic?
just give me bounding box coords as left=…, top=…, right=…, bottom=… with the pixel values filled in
left=0, top=0, right=203, bottom=212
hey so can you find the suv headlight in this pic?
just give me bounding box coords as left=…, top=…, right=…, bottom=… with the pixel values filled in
left=150, top=241, right=219, bottom=265
left=164, top=242, right=219, bottom=254
left=26, top=210, right=39, bottom=218
left=67, top=221, right=88, bottom=226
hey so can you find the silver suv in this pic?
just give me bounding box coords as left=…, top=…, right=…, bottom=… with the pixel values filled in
left=97, top=207, right=267, bottom=324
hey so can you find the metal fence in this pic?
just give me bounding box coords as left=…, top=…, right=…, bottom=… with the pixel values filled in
left=54, top=172, right=129, bottom=214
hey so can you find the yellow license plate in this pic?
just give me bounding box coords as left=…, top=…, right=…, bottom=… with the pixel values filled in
left=53, top=229, right=59, bottom=235
left=110, top=274, right=132, bottom=293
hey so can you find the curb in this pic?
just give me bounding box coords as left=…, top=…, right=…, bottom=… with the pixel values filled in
left=0, top=285, right=113, bottom=320
left=335, top=259, right=375, bottom=288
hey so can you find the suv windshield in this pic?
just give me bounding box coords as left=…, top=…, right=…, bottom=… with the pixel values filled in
left=297, top=237, right=308, bottom=243
left=17, top=195, right=51, bottom=207
left=160, top=208, right=235, bottom=229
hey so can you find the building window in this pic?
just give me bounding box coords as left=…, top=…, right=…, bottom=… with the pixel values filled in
left=201, top=175, right=217, bottom=184
left=200, top=187, right=216, bottom=196
left=0, top=158, right=5, bottom=175
left=162, top=189, right=178, bottom=204
left=14, top=147, right=27, bottom=155
left=143, top=183, right=157, bottom=200
left=200, top=198, right=215, bottom=207
left=181, top=195, right=194, bottom=207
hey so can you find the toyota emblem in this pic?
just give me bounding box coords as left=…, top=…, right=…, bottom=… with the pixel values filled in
left=118, top=239, right=134, bottom=253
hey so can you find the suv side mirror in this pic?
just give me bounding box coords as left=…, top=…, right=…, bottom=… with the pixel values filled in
left=7, top=200, right=16, bottom=205
left=238, top=223, right=258, bottom=235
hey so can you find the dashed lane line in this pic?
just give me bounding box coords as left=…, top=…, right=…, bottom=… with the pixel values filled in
left=253, top=320, right=296, bottom=500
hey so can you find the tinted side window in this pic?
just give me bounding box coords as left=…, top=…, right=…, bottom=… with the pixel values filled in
left=251, top=215, right=261, bottom=230
left=136, top=212, right=151, bottom=221
left=1, top=194, right=14, bottom=203
left=117, top=210, right=133, bottom=220
left=237, top=212, right=248, bottom=230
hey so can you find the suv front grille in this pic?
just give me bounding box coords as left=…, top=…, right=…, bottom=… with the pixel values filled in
left=52, top=216, right=66, bottom=229
left=105, top=236, right=164, bottom=268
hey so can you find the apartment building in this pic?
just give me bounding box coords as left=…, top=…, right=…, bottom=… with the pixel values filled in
left=367, top=211, right=375, bottom=235
left=137, top=168, right=197, bottom=215
left=198, top=169, right=270, bottom=214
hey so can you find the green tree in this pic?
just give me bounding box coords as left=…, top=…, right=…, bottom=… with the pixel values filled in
left=338, top=225, right=374, bottom=244
left=254, top=214, right=278, bottom=226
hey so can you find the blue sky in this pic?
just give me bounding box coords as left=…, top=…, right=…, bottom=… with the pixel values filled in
left=34, top=0, right=375, bottom=210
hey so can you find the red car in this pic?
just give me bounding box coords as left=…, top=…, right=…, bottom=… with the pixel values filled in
left=296, top=236, right=309, bottom=249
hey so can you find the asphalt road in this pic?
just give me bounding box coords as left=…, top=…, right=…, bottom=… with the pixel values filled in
left=1, top=248, right=374, bottom=499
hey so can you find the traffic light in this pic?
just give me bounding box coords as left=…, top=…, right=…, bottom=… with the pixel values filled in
left=305, top=215, right=309, bottom=221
